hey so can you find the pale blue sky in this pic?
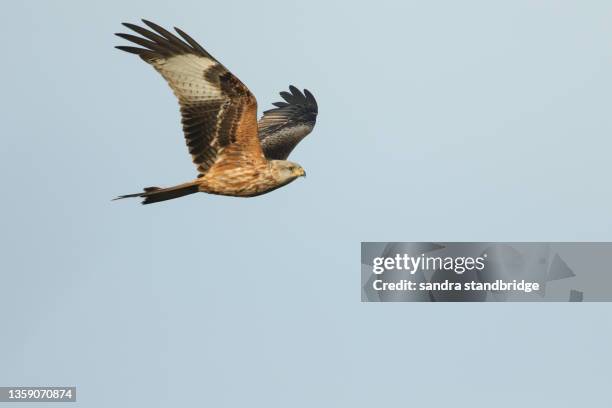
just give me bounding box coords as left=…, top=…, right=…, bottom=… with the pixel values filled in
left=1, top=1, right=611, bottom=406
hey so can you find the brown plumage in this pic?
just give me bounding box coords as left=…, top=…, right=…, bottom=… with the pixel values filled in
left=113, top=20, right=312, bottom=204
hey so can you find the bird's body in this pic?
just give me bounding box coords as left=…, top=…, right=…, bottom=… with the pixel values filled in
left=198, top=160, right=304, bottom=197
left=113, top=20, right=317, bottom=204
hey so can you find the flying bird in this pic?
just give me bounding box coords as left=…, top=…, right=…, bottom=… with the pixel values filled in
left=113, top=20, right=318, bottom=204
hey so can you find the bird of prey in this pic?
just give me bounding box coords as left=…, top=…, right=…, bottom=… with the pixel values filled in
left=113, top=20, right=318, bottom=204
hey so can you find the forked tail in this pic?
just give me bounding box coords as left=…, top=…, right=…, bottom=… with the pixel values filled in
left=113, top=182, right=199, bottom=205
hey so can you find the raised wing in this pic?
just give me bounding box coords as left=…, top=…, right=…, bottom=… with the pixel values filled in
left=258, top=86, right=318, bottom=160
left=116, top=20, right=265, bottom=176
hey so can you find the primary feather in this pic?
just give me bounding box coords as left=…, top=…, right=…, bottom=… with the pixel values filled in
left=259, top=85, right=318, bottom=160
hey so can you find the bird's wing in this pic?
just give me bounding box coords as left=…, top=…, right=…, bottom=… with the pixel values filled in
left=258, top=86, right=318, bottom=160
left=116, top=20, right=265, bottom=176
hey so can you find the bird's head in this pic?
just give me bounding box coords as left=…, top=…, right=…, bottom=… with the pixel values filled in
left=270, top=160, right=306, bottom=184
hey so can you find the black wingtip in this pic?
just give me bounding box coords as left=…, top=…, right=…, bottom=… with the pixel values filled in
left=288, top=84, right=300, bottom=95
left=173, top=26, right=209, bottom=56
left=142, top=19, right=167, bottom=33
left=304, top=89, right=318, bottom=111
left=141, top=18, right=161, bottom=28
left=115, top=45, right=142, bottom=54
left=121, top=22, right=142, bottom=32
left=278, top=85, right=314, bottom=107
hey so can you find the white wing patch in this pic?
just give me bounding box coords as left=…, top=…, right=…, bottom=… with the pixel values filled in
left=271, top=124, right=312, bottom=141
left=151, top=54, right=223, bottom=103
